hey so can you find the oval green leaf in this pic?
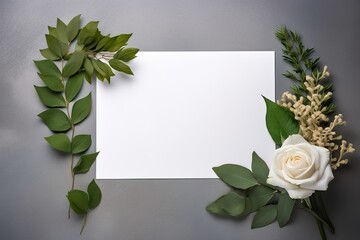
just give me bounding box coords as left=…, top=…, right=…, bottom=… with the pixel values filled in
left=77, top=21, right=99, bottom=45
left=216, top=192, right=246, bottom=217
left=67, top=190, right=89, bottom=215
left=277, top=192, right=295, bottom=227
left=38, top=109, right=72, bottom=132
left=251, top=205, right=278, bottom=229
left=71, top=134, right=92, bottom=154
left=37, top=73, right=64, bottom=92
left=83, top=58, right=94, bottom=83
left=45, top=34, right=63, bottom=57
left=73, top=152, right=99, bottom=174
left=109, top=59, right=133, bottom=75
left=34, top=86, right=65, bottom=107
left=213, top=164, right=258, bottom=189
left=44, top=133, right=71, bottom=153
left=56, top=18, right=68, bottom=43
left=87, top=179, right=102, bottom=209
left=62, top=51, right=85, bottom=77
left=71, top=93, right=91, bottom=125
left=263, top=96, right=299, bottom=145
left=65, top=72, right=84, bottom=102
left=34, top=60, right=61, bottom=78
left=251, top=151, right=270, bottom=183
left=40, top=48, right=60, bottom=61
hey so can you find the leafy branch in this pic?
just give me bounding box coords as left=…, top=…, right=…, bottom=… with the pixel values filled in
left=34, top=15, right=139, bottom=234
left=275, top=26, right=335, bottom=114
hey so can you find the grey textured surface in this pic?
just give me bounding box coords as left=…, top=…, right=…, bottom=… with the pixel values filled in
left=0, top=0, right=360, bottom=239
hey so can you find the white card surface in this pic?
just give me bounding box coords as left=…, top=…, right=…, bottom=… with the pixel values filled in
left=96, top=51, right=275, bottom=179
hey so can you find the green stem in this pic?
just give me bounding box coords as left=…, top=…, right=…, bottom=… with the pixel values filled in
left=80, top=213, right=88, bottom=235
left=61, top=59, right=77, bottom=219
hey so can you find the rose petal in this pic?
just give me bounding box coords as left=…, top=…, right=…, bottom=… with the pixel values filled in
left=267, top=170, right=297, bottom=190
left=301, top=165, right=334, bottom=190
left=287, top=188, right=314, bottom=199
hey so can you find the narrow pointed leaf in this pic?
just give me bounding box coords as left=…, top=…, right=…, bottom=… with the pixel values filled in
left=78, top=21, right=99, bottom=45
left=73, top=152, right=99, bottom=174
left=71, top=134, right=91, bottom=154
left=108, top=33, right=132, bottom=52
left=251, top=151, right=270, bottom=183
left=114, top=48, right=139, bottom=62
left=206, top=202, right=228, bottom=216
left=34, top=86, right=65, bottom=107
left=94, top=35, right=111, bottom=51
left=83, top=58, right=94, bottom=81
left=38, top=109, right=71, bottom=132
left=56, top=18, right=68, bottom=43
left=40, top=48, right=60, bottom=60
left=44, top=133, right=71, bottom=153
left=45, top=34, right=62, bottom=57
left=62, top=51, right=85, bottom=77
left=34, top=60, right=61, bottom=78
left=66, top=14, right=81, bottom=42
left=71, top=93, right=91, bottom=124
left=65, top=72, right=84, bottom=102
left=277, top=192, right=295, bottom=227
left=109, top=59, right=133, bottom=75
left=67, top=190, right=89, bottom=215
left=216, top=192, right=246, bottom=216
left=263, top=96, right=299, bottom=145
left=213, top=164, right=258, bottom=189
left=251, top=205, right=278, bottom=229
left=87, top=179, right=102, bottom=209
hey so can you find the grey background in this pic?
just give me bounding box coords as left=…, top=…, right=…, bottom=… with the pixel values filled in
left=0, top=0, right=359, bottom=239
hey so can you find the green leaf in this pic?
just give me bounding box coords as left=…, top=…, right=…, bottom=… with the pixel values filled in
left=94, top=35, right=111, bottom=51
left=38, top=109, right=72, bottom=132
left=206, top=201, right=228, bottom=216
left=44, top=133, right=71, bottom=153
left=45, top=34, right=63, bottom=57
left=65, top=72, right=84, bottom=102
left=62, top=51, right=85, bottom=77
left=92, top=59, right=114, bottom=82
left=67, top=190, right=89, bottom=215
left=251, top=151, right=270, bottom=183
left=251, top=205, right=278, bottom=229
left=73, top=152, right=99, bottom=174
left=114, top=48, right=139, bottom=62
left=248, top=185, right=275, bottom=211
left=56, top=18, right=68, bottom=43
left=37, top=73, right=64, bottom=92
left=263, top=96, right=299, bottom=145
left=213, top=164, right=258, bottom=189
left=71, top=134, right=92, bottom=154
left=66, top=14, right=81, bottom=42
left=34, top=60, right=61, bottom=78
left=277, top=192, right=295, bottom=227
left=109, top=59, right=133, bottom=75
left=71, top=93, right=91, bottom=124
left=40, top=48, right=60, bottom=60
left=34, top=86, right=65, bottom=107
left=83, top=58, right=94, bottom=83
left=87, top=179, right=102, bottom=209
left=215, top=192, right=246, bottom=217
left=108, top=33, right=132, bottom=52
left=48, top=26, right=58, bottom=38
left=77, top=21, right=99, bottom=45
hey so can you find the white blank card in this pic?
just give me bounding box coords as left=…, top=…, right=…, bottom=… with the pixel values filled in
left=96, top=51, right=275, bottom=179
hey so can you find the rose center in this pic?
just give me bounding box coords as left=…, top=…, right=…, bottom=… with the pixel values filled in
left=283, top=153, right=312, bottom=179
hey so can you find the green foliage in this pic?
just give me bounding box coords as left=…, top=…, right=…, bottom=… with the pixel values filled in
left=263, top=96, right=299, bottom=145
left=73, top=152, right=99, bottom=174
left=275, top=26, right=335, bottom=114
left=251, top=205, right=277, bottom=229
left=34, top=15, right=138, bottom=234
left=213, top=164, right=258, bottom=189
left=277, top=192, right=295, bottom=227
left=251, top=151, right=269, bottom=183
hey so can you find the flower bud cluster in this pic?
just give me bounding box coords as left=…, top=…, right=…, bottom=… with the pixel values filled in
left=279, top=66, right=354, bottom=169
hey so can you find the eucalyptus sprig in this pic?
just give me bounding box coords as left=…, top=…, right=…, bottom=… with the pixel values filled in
left=34, top=15, right=139, bottom=234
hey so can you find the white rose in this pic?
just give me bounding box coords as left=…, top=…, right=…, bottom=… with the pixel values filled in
left=266, top=134, right=334, bottom=199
